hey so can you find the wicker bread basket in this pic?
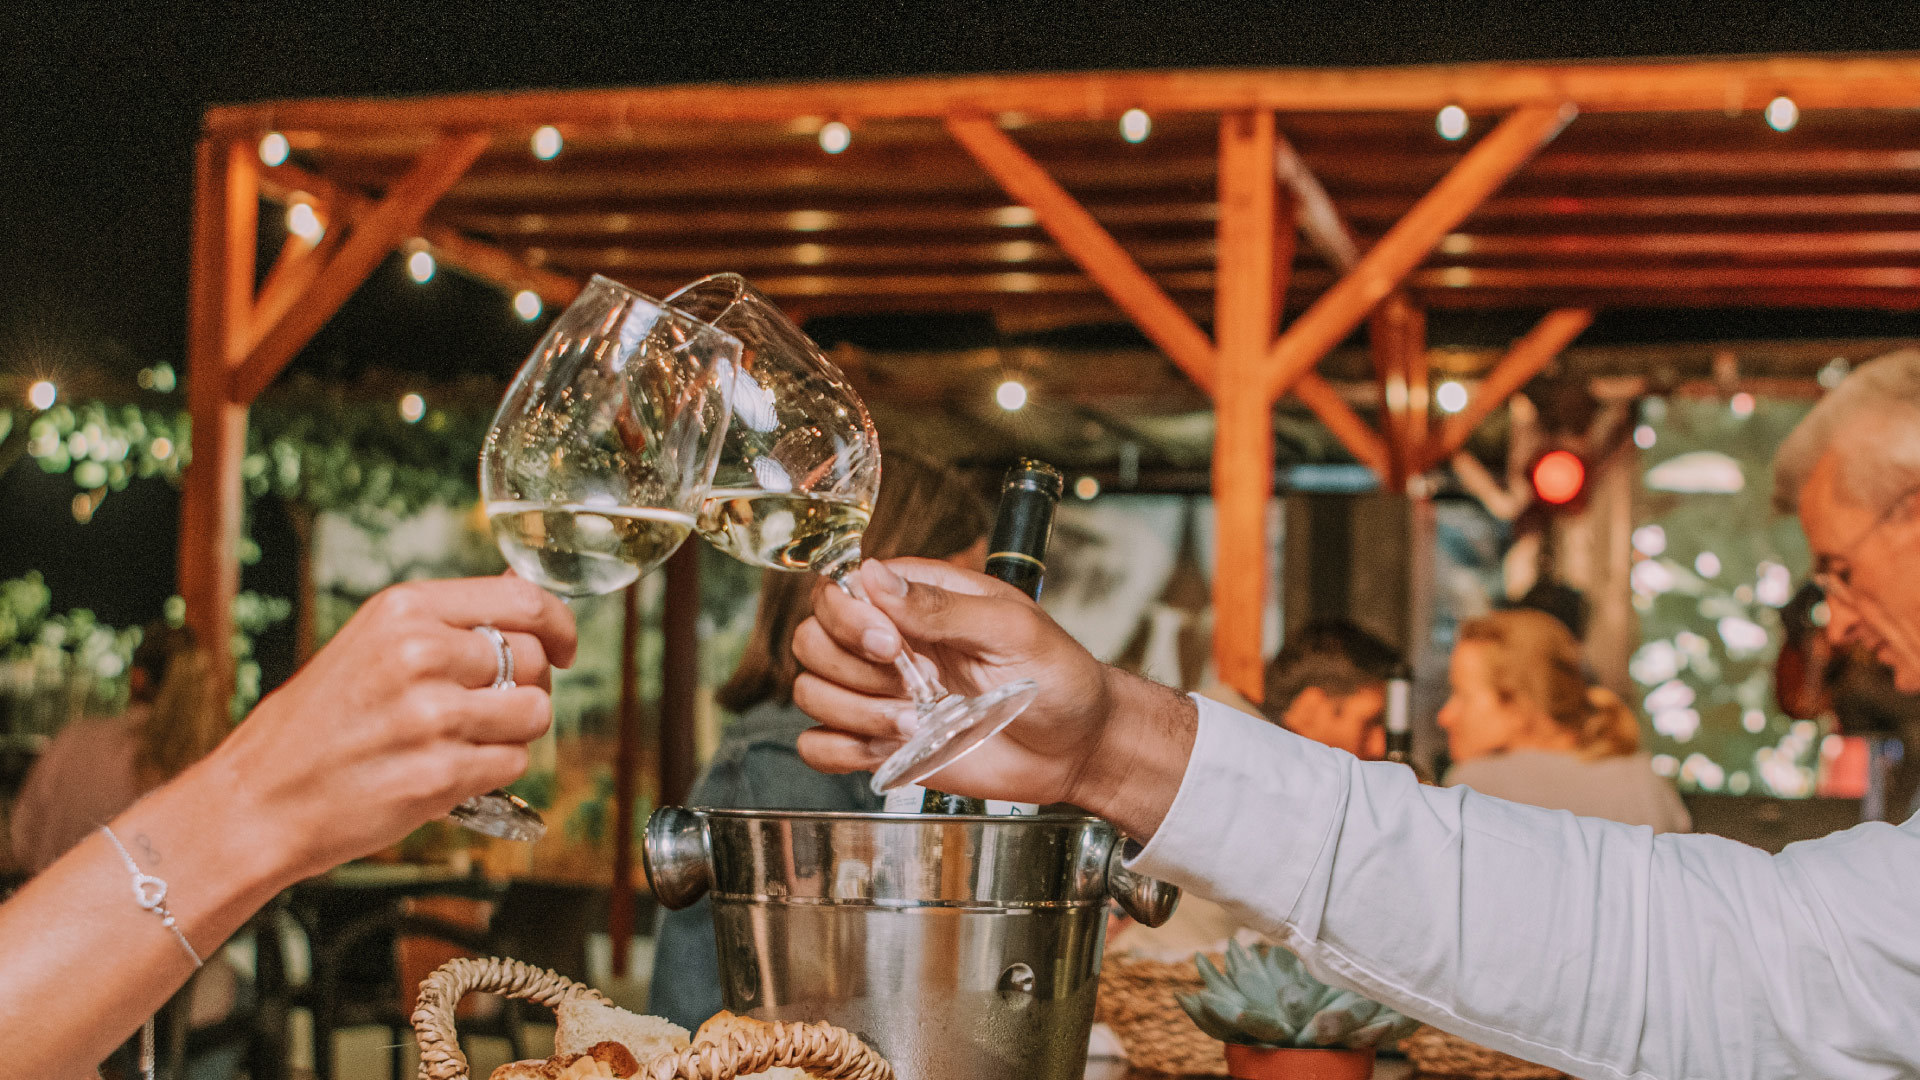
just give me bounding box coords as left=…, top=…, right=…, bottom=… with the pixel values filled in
left=1398, top=1026, right=1566, bottom=1080
left=1094, top=951, right=1229, bottom=1076
left=411, top=956, right=894, bottom=1080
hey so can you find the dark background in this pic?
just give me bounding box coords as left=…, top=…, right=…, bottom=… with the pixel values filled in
left=1, top=0, right=1916, bottom=634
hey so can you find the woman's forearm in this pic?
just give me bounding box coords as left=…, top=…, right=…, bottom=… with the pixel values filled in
left=0, top=752, right=292, bottom=1079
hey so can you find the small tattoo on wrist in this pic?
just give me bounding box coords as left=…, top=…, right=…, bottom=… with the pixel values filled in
left=134, top=833, right=160, bottom=865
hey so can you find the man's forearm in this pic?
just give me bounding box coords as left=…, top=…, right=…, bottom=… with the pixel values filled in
left=1063, top=668, right=1198, bottom=841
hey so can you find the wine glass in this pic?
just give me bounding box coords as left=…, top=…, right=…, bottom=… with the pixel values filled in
left=465, top=275, right=740, bottom=840
left=665, top=273, right=1038, bottom=795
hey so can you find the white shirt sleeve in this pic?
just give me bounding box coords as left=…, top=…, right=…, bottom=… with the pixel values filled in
left=1127, top=695, right=1920, bottom=1080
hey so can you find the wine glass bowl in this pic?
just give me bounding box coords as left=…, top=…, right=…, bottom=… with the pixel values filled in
left=666, top=273, right=880, bottom=577
left=483, top=276, right=740, bottom=597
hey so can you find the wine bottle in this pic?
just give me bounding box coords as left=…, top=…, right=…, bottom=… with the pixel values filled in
left=916, top=459, right=1065, bottom=816
left=1383, top=663, right=1418, bottom=776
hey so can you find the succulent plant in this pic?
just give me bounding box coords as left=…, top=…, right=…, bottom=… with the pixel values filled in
left=1176, top=940, right=1419, bottom=1050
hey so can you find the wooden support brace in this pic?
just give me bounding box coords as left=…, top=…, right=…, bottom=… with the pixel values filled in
left=420, top=225, right=584, bottom=308
left=232, top=131, right=491, bottom=404
left=946, top=114, right=1218, bottom=390
left=180, top=138, right=258, bottom=704
left=1431, top=307, right=1595, bottom=465
left=1293, top=373, right=1390, bottom=477
left=1212, top=109, right=1279, bottom=703
left=249, top=225, right=347, bottom=360
left=1264, top=103, right=1576, bottom=402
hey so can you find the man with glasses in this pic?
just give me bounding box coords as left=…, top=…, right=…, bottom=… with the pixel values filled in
left=791, top=350, right=1920, bottom=1080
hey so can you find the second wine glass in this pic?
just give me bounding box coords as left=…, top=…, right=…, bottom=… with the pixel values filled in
left=665, top=273, right=1038, bottom=796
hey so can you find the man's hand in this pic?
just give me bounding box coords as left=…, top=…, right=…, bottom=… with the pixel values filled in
left=791, top=558, right=1195, bottom=838
left=207, top=575, right=576, bottom=880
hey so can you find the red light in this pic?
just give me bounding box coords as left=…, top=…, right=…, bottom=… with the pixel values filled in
left=1532, top=450, right=1585, bottom=505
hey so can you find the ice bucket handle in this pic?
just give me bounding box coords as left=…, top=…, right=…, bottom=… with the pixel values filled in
left=1106, top=838, right=1180, bottom=928
left=644, top=806, right=712, bottom=910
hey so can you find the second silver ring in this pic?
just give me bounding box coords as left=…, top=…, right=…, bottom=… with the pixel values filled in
left=475, top=624, right=515, bottom=689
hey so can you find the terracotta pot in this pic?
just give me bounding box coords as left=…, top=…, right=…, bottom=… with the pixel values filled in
left=1223, top=1044, right=1376, bottom=1080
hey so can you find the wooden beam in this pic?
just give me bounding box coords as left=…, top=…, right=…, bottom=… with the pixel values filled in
left=945, top=114, right=1216, bottom=390
left=420, top=225, right=584, bottom=307
left=1370, top=298, right=1413, bottom=489
left=1212, top=109, right=1279, bottom=703
left=248, top=226, right=346, bottom=360
left=203, top=56, right=1920, bottom=134
left=1292, top=373, right=1391, bottom=476
left=609, top=581, right=643, bottom=978
left=180, top=138, right=257, bottom=707
left=658, top=541, right=700, bottom=809
left=1401, top=301, right=1430, bottom=481
left=231, top=131, right=490, bottom=404
left=1276, top=135, right=1361, bottom=272
left=1431, top=308, right=1594, bottom=464
left=1264, top=103, right=1576, bottom=401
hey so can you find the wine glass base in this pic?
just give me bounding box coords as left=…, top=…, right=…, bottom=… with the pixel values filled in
left=447, top=790, right=548, bottom=842
left=870, top=678, right=1040, bottom=794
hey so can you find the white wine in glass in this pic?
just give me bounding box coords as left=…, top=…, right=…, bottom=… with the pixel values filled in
left=696, top=489, right=873, bottom=573
left=488, top=501, right=698, bottom=597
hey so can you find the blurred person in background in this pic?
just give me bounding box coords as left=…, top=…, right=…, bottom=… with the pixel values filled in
left=1259, top=620, right=1400, bottom=761
left=647, top=451, right=991, bottom=1030
left=1438, top=608, right=1689, bottom=833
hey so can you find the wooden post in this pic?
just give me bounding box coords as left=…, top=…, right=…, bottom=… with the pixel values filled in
left=609, top=580, right=642, bottom=978
left=180, top=138, right=257, bottom=705
left=1212, top=110, right=1280, bottom=703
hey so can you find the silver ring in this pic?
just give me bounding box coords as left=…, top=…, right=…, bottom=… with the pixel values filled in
left=475, top=625, right=514, bottom=689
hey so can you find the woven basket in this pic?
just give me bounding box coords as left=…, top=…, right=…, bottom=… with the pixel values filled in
left=411, top=956, right=894, bottom=1080
left=1398, top=1026, right=1565, bottom=1080
left=1095, top=951, right=1228, bottom=1076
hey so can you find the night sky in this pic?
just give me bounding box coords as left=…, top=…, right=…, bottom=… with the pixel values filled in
left=1, top=0, right=1917, bottom=629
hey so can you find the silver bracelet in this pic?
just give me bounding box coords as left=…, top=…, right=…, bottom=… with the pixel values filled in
left=99, top=825, right=203, bottom=969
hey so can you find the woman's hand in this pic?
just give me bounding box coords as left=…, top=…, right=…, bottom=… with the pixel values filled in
left=791, top=558, right=1194, bottom=837
left=206, top=575, right=576, bottom=881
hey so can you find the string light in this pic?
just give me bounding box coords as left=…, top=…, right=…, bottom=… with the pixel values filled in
left=1120, top=108, right=1151, bottom=143
left=1730, top=391, right=1755, bottom=417
left=531, top=125, right=563, bottom=160
left=407, top=249, right=435, bottom=283
left=28, top=381, right=56, bottom=410
left=258, top=132, right=290, bottom=167
left=1634, top=424, right=1657, bottom=449
left=1434, top=380, right=1469, bottom=414
left=1436, top=105, right=1469, bottom=141
left=286, top=202, right=324, bottom=243
left=513, top=290, right=542, bottom=321
left=399, top=393, right=426, bottom=423
left=1074, top=475, right=1101, bottom=500
left=995, top=378, right=1029, bottom=411
left=818, top=121, right=852, bottom=154
left=1765, top=96, right=1799, bottom=133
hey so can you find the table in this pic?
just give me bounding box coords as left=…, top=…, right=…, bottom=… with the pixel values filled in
left=1085, top=1058, right=1420, bottom=1079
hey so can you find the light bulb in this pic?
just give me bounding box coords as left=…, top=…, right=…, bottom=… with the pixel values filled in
left=1434, top=380, right=1469, bottom=414
left=513, top=290, right=542, bottom=321
left=286, top=202, right=324, bottom=243
left=407, top=249, right=435, bottom=283
left=27, top=381, right=56, bottom=410
left=819, top=121, right=851, bottom=154
left=531, top=125, right=563, bottom=160
left=1437, top=105, right=1469, bottom=141
left=1120, top=108, right=1151, bottom=144
left=995, top=379, right=1029, bottom=411
left=1074, top=475, right=1101, bottom=500
left=1634, top=424, right=1657, bottom=449
left=1765, top=96, right=1798, bottom=133
left=399, top=393, right=426, bottom=423
left=1730, top=392, right=1755, bottom=417
left=258, top=132, right=290, bottom=167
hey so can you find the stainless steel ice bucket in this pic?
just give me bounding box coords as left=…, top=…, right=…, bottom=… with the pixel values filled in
left=644, top=808, right=1179, bottom=1080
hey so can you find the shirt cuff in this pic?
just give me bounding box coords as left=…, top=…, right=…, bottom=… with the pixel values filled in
left=1125, top=694, right=1352, bottom=938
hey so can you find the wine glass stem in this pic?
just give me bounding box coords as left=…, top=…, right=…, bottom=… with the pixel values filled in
left=829, top=567, right=949, bottom=707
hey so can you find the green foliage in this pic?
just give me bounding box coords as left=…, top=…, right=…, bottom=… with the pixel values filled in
left=1632, top=397, right=1819, bottom=796
left=1176, top=941, right=1418, bottom=1050
left=0, top=570, right=143, bottom=721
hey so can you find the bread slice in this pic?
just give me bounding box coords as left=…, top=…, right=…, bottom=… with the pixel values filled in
left=554, top=999, right=689, bottom=1062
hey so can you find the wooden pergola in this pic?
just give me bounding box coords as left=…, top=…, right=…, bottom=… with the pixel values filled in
left=189, top=54, right=1920, bottom=776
